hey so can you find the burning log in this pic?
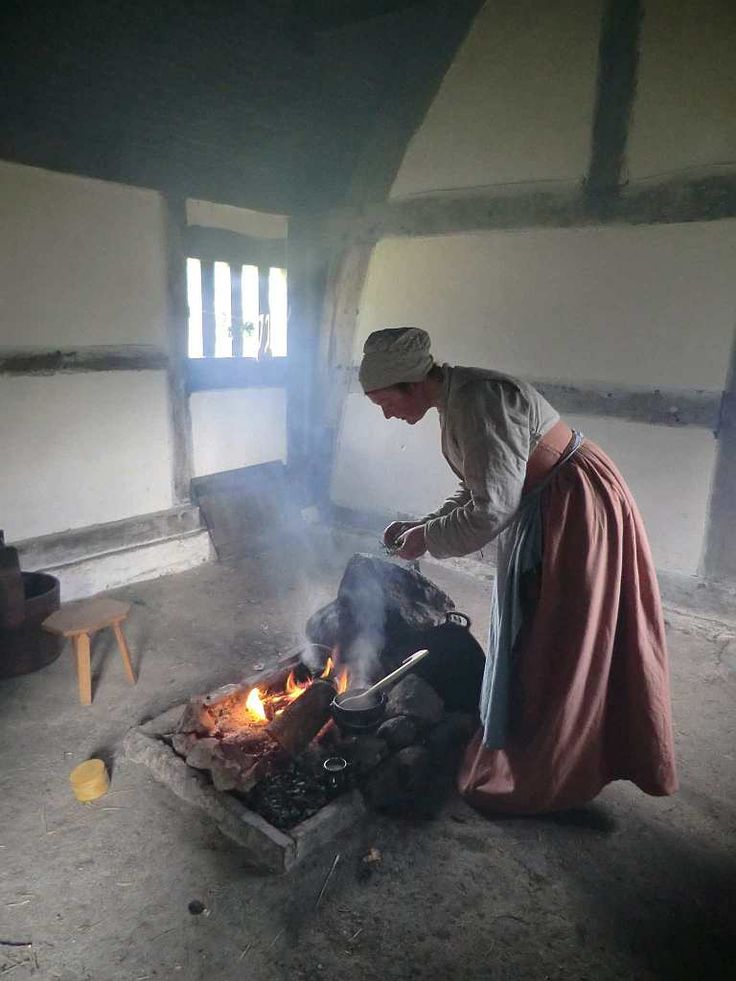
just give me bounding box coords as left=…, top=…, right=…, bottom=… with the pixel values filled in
left=266, top=679, right=336, bottom=756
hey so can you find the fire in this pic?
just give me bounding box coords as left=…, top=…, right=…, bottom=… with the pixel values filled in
left=321, top=656, right=349, bottom=694
left=230, top=656, right=350, bottom=727
left=244, top=686, right=267, bottom=723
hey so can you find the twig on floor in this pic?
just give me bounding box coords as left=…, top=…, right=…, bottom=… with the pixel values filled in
left=4, top=901, right=31, bottom=909
left=267, top=929, right=284, bottom=949
left=41, top=807, right=48, bottom=835
left=0, top=942, right=31, bottom=948
left=315, top=853, right=341, bottom=909
left=147, top=928, right=176, bottom=944
left=43, top=824, right=87, bottom=837
left=238, top=943, right=253, bottom=961
left=0, top=964, right=21, bottom=976
left=349, top=928, right=362, bottom=942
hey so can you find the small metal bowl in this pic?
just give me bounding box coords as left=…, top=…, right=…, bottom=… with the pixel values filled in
left=330, top=688, right=387, bottom=733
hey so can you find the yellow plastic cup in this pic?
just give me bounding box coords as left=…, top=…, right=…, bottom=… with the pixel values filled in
left=69, top=758, right=110, bottom=802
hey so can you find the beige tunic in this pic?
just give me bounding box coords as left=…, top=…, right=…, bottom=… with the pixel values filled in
left=422, top=365, right=559, bottom=559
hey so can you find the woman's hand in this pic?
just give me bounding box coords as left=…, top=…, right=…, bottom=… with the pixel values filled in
left=395, top=524, right=427, bottom=560
left=383, top=520, right=418, bottom=549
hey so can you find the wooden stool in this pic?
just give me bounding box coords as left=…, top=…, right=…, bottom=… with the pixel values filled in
left=43, top=598, right=136, bottom=705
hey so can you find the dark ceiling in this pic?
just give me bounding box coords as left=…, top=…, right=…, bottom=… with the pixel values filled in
left=1, top=0, right=480, bottom=213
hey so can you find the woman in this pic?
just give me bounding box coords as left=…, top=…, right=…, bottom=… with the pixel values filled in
left=359, top=326, right=677, bottom=814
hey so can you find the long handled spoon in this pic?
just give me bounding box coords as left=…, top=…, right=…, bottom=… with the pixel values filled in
left=336, top=649, right=431, bottom=710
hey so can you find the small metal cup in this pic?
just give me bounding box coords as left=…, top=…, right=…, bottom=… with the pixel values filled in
left=323, top=756, right=349, bottom=791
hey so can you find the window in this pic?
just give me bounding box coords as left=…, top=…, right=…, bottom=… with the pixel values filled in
left=186, top=258, right=288, bottom=360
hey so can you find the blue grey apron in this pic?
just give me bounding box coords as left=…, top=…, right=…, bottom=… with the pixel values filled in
left=480, top=431, right=584, bottom=749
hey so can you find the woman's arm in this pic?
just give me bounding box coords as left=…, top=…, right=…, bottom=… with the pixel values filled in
left=418, top=481, right=472, bottom=523
left=424, top=382, right=531, bottom=558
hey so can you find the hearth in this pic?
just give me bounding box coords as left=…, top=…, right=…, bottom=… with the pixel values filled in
left=123, top=556, right=485, bottom=872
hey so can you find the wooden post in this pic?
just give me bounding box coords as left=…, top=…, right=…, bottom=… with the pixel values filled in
left=258, top=264, right=271, bottom=359
left=230, top=263, right=243, bottom=357
left=162, top=195, right=194, bottom=505
left=703, top=339, right=736, bottom=582
left=286, top=214, right=330, bottom=505
left=585, top=0, right=643, bottom=213
left=200, top=260, right=216, bottom=358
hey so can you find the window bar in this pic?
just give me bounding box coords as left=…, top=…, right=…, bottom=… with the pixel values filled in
left=230, top=263, right=243, bottom=357
left=200, top=259, right=216, bottom=358
left=258, top=264, right=271, bottom=359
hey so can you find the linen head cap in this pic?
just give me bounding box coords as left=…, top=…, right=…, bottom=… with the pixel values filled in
left=358, top=327, right=434, bottom=393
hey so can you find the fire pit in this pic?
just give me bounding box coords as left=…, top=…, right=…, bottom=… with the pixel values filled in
left=123, top=556, right=485, bottom=873
left=123, top=654, right=366, bottom=874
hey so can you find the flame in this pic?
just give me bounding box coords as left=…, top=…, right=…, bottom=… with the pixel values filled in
left=284, top=669, right=310, bottom=698
left=335, top=667, right=349, bottom=694
left=219, top=654, right=351, bottom=730
left=320, top=655, right=349, bottom=693
left=244, top=686, right=267, bottom=723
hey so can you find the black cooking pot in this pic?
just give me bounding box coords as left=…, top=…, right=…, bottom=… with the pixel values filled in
left=330, top=688, right=387, bottom=734
left=382, top=611, right=485, bottom=715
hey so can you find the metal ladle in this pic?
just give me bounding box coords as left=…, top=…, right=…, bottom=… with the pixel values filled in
left=336, top=648, right=431, bottom=711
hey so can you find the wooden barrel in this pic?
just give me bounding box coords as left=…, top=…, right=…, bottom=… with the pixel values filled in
left=0, top=572, right=62, bottom=678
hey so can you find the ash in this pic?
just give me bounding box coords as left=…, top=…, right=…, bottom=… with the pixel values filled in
left=242, top=749, right=349, bottom=830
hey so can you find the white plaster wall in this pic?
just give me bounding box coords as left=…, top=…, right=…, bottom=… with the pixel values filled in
left=331, top=397, right=715, bottom=576
left=354, top=222, right=736, bottom=389
left=331, top=219, right=736, bottom=575
left=565, top=415, right=716, bottom=574
left=0, top=161, right=168, bottom=348
left=0, top=372, right=174, bottom=541
left=628, top=0, right=736, bottom=180
left=190, top=389, right=287, bottom=477
left=390, top=0, right=601, bottom=199
left=331, top=393, right=457, bottom=519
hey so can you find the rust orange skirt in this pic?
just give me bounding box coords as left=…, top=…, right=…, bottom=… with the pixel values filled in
left=459, top=440, right=678, bottom=814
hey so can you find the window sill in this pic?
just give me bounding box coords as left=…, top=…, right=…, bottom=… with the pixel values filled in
left=187, top=357, right=287, bottom=392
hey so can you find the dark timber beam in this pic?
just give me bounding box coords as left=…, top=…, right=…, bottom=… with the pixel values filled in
left=200, top=260, right=216, bottom=359
left=0, top=346, right=168, bottom=375
left=703, top=339, right=736, bottom=583
left=585, top=0, right=643, bottom=212
left=163, top=195, right=194, bottom=505
left=187, top=357, right=287, bottom=393
left=319, top=173, right=736, bottom=243
left=345, top=368, right=722, bottom=430
left=531, top=380, right=722, bottom=430
left=286, top=214, right=331, bottom=503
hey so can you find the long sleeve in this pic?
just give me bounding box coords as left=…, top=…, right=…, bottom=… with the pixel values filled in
left=424, top=380, right=531, bottom=559
left=419, top=481, right=472, bottom=523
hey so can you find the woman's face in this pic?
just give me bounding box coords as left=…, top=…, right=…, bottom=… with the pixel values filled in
left=367, top=384, right=430, bottom=425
